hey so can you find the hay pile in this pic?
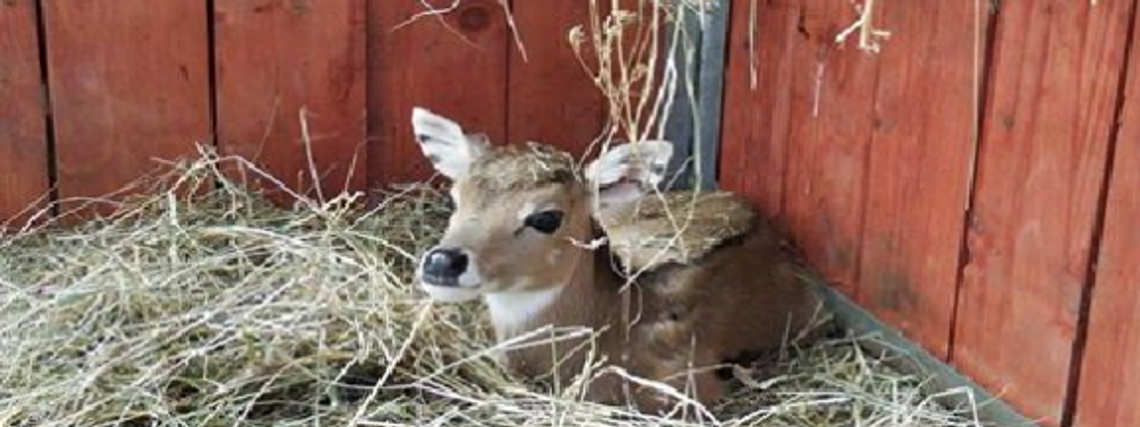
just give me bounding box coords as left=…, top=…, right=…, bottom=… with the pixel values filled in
left=0, top=153, right=984, bottom=427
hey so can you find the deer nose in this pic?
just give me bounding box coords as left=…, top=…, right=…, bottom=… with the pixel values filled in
left=421, top=248, right=469, bottom=285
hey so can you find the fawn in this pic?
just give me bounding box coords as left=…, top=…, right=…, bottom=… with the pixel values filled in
left=411, top=107, right=821, bottom=413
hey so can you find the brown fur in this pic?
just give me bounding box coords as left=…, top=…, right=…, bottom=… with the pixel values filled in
left=434, top=144, right=822, bottom=413
left=599, top=190, right=758, bottom=270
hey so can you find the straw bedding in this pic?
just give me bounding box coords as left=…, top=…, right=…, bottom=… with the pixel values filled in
left=0, top=153, right=986, bottom=427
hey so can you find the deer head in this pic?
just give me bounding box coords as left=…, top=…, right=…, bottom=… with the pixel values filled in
left=410, top=107, right=673, bottom=303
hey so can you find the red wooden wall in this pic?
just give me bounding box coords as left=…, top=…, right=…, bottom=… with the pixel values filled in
left=42, top=0, right=213, bottom=216
left=720, top=1, right=1140, bottom=426
left=366, top=0, right=603, bottom=187
left=1, top=1, right=50, bottom=225
left=0, top=0, right=603, bottom=224
left=215, top=0, right=367, bottom=200
left=1073, top=7, right=1140, bottom=426
left=4, top=1, right=1140, bottom=426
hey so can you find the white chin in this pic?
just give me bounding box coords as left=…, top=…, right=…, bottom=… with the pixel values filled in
left=421, top=283, right=482, bottom=303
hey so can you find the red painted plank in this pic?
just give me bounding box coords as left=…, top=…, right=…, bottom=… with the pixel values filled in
left=367, top=0, right=508, bottom=185
left=952, top=0, right=1135, bottom=424
left=716, top=0, right=753, bottom=202
left=781, top=0, right=880, bottom=295
left=0, top=0, right=50, bottom=227
left=856, top=0, right=979, bottom=359
left=719, top=0, right=799, bottom=219
left=42, top=0, right=211, bottom=216
left=720, top=0, right=880, bottom=294
left=507, top=0, right=602, bottom=157
left=1074, top=10, right=1140, bottom=427
left=214, top=0, right=367, bottom=201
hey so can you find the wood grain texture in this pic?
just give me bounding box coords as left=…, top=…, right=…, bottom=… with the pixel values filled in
left=952, top=0, right=1135, bottom=424
left=719, top=0, right=799, bottom=218
left=780, top=0, right=880, bottom=295
left=1073, top=9, right=1140, bottom=427
left=214, top=0, right=367, bottom=201
left=367, top=0, right=508, bottom=186
left=42, top=0, right=211, bottom=215
left=0, top=0, right=50, bottom=226
left=720, top=0, right=880, bottom=295
left=855, top=0, right=978, bottom=360
left=507, top=0, right=602, bottom=157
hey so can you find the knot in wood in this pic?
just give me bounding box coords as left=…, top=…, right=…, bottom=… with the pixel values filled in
left=458, top=5, right=491, bottom=32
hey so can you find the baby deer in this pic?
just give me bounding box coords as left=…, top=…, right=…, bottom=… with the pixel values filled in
left=411, top=108, right=821, bottom=413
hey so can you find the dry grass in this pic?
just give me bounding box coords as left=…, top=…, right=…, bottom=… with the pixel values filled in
left=0, top=150, right=986, bottom=427
left=569, top=0, right=709, bottom=157
left=0, top=2, right=995, bottom=426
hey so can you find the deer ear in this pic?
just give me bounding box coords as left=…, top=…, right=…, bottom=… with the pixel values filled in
left=585, top=140, right=674, bottom=208
left=411, top=107, right=488, bottom=179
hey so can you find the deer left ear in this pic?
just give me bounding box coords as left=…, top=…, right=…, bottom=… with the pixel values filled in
left=585, top=140, right=674, bottom=208
left=411, top=107, right=489, bottom=180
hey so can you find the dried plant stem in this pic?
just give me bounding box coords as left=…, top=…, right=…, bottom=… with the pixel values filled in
left=835, top=0, right=892, bottom=53
left=1, top=2, right=984, bottom=426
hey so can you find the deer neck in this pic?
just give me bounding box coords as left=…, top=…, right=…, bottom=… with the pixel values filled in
left=482, top=229, right=623, bottom=344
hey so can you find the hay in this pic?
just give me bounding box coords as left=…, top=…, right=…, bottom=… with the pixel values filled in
left=0, top=150, right=985, bottom=427
left=0, top=2, right=997, bottom=426
left=835, top=0, right=891, bottom=53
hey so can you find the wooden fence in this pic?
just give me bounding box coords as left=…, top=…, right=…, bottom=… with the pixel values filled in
left=2, top=1, right=1139, bottom=426
left=720, top=1, right=1140, bottom=426
left=0, top=0, right=605, bottom=222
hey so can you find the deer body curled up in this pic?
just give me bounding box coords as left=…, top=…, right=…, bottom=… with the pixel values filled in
left=410, top=108, right=822, bottom=413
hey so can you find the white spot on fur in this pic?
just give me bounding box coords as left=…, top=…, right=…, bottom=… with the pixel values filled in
left=484, top=285, right=565, bottom=333
left=547, top=248, right=562, bottom=265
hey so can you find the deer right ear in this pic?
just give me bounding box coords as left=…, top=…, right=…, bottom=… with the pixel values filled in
left=585, top=140, right=674, bottom=208
left=411, top=107, right=488, bottom=179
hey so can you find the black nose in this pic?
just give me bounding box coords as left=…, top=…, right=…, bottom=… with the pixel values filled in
left=422, top=248, right=469, bottom=284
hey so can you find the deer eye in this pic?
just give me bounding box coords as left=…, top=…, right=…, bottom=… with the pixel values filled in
left=524, top=210, right=564, bottom=234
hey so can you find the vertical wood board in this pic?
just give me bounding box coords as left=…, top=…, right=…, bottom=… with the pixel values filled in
left=1073, top=8, right=1140, bottom=426
left=367, top=0, right=508, bottom=186
left=214, top=0, right=367, bottom=201
left=856, top=0, right=979, bottom=359
left=507, top=0, right=602, bottom=158
left=719, top=0, right=800, bottom=219
left=0, top=0, right=50, bottom=226
left=952, top=0, right=1135, bottom=424
left=42, top=0, right=211, bottom=216
left=779, top=0, right=880, bottom=295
